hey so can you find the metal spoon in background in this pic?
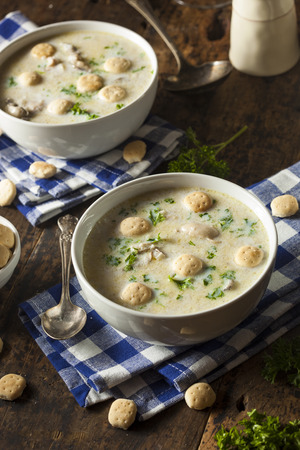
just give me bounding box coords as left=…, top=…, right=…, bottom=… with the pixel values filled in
left=125, top=0, right=233, bottom=93
left=41, top=214, right=87, bottom=340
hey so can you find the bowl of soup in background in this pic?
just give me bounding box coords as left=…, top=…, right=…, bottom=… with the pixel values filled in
left=71, top=173, right=278, bottom=346
left=0, top=216, right=21, bottom=289
left=0, top=20, right=158, bottom=159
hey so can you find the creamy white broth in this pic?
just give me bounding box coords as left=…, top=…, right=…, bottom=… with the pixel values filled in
left=0, top=30, right=153, bottom=124
left=83, top=188, right=269, bottom=315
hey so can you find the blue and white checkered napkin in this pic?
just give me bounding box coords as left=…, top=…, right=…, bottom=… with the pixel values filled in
left=0, top=11, right=184, bottom=226
left=19, top=161, right=300, bottom=421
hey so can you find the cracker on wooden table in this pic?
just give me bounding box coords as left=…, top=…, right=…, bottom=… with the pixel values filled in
left=185, top=382, right=216, bottom=410
left=0, top=374, right=26, bottom=401
left=108, top=398, right=137, bottom=430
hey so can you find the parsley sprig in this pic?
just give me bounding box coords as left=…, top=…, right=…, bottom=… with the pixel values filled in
left=215, top=409, right=300, bottom=449
left=262, top=337, right=300, bottom=388
left=168, top=126, right=247, bottom=178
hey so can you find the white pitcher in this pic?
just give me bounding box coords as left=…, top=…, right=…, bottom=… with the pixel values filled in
left=229, top=0, right=300, bottom=76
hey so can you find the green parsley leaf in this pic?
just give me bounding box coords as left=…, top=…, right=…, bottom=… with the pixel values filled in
left=168, top=275, right=194, bottom=291
left=168, top=126, right=247, bottom=178
left=164, top=198, right=175, bottom=204
left=7, top=76, right=17, bottom=87
left=70, top=102, right=99, bottom=120
left=149, top=208, right=166, bottom=226
left=124, top=249, right=138, bottom=271
left=104, top=254, right=121, bottom=266
left=147, top=233, right=162, bottom=244
left=132, top=66, right=146, bottom=72
left=215, top=409, right=300, bottom=449
left=206, top=287, right=224, bottom=299
left=219, top=209, right=233, bottom=231
left=220, top=270, right=236, bottom=280
left=207, top=245, right=217, bottom=259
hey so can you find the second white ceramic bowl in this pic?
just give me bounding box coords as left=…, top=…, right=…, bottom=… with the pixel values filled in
left=72, top=173, right=278, bottom=346
left=0, top=20, right=158, bottom=159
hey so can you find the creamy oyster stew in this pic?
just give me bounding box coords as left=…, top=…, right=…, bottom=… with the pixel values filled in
left=0, top=30, right=153, bottom=124
left=83, top=188, right=269, bottom=315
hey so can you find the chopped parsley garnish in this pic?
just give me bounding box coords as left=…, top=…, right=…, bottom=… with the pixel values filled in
left=203, top=274, right=213, bottom=286
left=262, top=337, right=300, bottom=388
left=206, top=287, right=224, bottom=299
left=237, top=219, right=257, bottom=237
left=70, top=102, right=99, bottom=120
left=147, top=233, right=162, bottom=244
left=104, top=254, right=121, bottom=267
left=129, top=275, right=137, bottom=282
left=189, top=240, right=195, bottom=246
left=164, top=198, right=175, bottom=204
left=207, top=245, right=217, bottom=259
left=215, top=409, right=300, bottom=449
left=168, top=275, right=194, bottom=291
left=221, top=270, right=236, bottom=281
left=61, top=84, right=92, bottom=99
left=149, top=208, right=166, bottom=226
left=124, top=249, right=138, bottom=271
left=89, top=57, right=99, bottom=66
left=199, top=212, right=211, bottom=221
left=7, top=76, right=17, bottom=87
left=132, top=65, right=146, bottom=73
left=116, top=103, right=124, bottom=110
left=143, top=274, right=150, bottom=282
left=219, top=209, right=233, bottom=231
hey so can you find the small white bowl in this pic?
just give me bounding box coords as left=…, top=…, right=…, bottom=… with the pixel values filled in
left=72, top=173, right=278, bottom=346
left=0, top=216, right=21, bottom=289
left=0, top=21, right=158, bottom=159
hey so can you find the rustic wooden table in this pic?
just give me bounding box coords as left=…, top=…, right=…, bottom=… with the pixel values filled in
left=0, top=0, right=299, bottom=448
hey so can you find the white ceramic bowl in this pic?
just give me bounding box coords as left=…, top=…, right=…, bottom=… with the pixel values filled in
left=0, top=216, right=21, bottom=289
left=72, top=173, right=278, bottom=346
left=0, top=21, right=158, bottom=159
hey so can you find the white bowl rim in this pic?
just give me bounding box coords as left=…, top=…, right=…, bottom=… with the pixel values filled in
left=0, top=215, right=21, bottom=276
left=0, top=19, right=158, bottom=129
left=72, top=172, right=278, bottom=321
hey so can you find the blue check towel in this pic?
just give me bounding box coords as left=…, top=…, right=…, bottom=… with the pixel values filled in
left=0, top=11, right=184, bottom=226
left=19, top=161, right=300, bottom=421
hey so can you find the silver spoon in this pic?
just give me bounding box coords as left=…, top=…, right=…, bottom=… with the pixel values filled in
left=125, top=0, right=233, bottom=92
left=41, top=214, right=87, bottom=340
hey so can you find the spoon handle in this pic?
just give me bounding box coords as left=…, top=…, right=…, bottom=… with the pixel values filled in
left=58, top=215, right=78, bottom=308
left=125, top=0, right=184, bottom=70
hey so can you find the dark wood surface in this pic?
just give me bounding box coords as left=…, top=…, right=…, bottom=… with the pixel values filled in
left=0, top=1, right=299, bottom=448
